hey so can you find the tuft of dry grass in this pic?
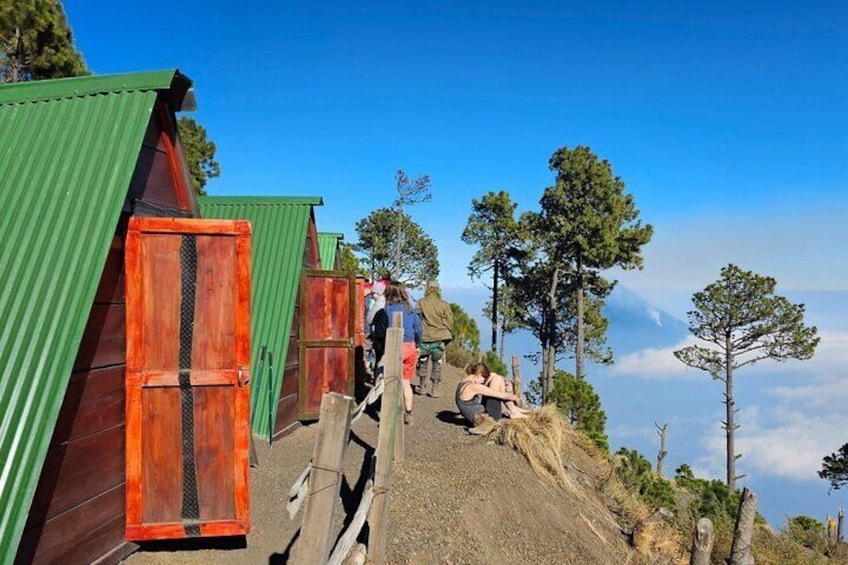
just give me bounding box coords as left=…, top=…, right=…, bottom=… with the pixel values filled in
left=485, top=405, right=575, bottom=491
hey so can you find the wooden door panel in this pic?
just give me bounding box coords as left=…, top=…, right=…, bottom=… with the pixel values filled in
left=140, top=234, right=181, bottom=371
left=192, top=235, right=236, bottom=370
left=194, top=386, right=235, bottom=520
left=298, top=271, right=355, bottom=420
left=126, top=218, right=251, bottom=541
left=140, top=388, right=182, bottom=524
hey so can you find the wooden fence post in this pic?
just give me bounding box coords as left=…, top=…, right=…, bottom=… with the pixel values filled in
left=839, top=508, right=845, bottom=544
left=729, top=487, right=756, bottom=565
left=390, top=312, right=404, bottom=463
left=511, top=355, right=522, bottom=406
left=368, top=320, right=403, bottom=564
left=690, top=517, right=714, bottom=565
left=297, top=392, right=354, bottom=565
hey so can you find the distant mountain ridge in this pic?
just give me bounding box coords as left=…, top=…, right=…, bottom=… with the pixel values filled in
left=443, top=285, right=689, bottom=372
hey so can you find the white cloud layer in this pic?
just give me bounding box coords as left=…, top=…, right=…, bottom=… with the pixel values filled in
left=612, top=331, right=848, bottom=481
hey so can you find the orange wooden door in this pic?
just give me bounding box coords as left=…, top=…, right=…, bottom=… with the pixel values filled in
left=125, top=217, right=251, bottom=541
left=355, top=277, right=366, bottom=348
left=298, top=271, right=356, bottom=420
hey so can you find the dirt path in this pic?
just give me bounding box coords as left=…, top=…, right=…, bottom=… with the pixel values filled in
left=125, top=365, right=634, bottom=564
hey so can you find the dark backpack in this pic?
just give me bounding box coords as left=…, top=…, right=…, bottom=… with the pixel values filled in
left=370, top=308, right=388, bottom=341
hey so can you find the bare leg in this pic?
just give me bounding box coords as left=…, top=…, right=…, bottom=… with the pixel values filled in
left=488, top=373, right=527, bottom=419
left=402, top=379, right=413, bottom=412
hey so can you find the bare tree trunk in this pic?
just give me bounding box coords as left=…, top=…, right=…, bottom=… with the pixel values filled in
left=545, top=267, right=560, bottom=394
left=690, top=517, right=714, bottom=565
left=10, top=27, right=22, bottom=83
left=499, top=321, right=505, bottom=361
left=724, top=337, right=741, bottom=488
left=655, top=422, right=669, bottom=478
left=394, top=205, right=403, bottom=279
left=729, top=487, right=756, bottom=565
left=575, top=256, right=585, bottom=380
left=839, top=508, right=845, bottom=543
left=491, top=260, right=498, bottom=352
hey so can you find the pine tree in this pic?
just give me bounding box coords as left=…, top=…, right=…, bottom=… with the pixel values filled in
left=0, top=0, right=87, bottom=82
left=462, top=191, right=520, bottom=352
left=353, top=207, right=439, bottom=288
left=819, top=443, right=848, bottom=491
left=178, top=116, right=220, bottom=196
left=675, top=264, right=819, bottom=488
left=540, top=146, right=652, bottom=380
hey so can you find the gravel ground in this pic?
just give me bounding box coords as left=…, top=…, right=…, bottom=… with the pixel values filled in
left=125, top=365, right=635, bottom=564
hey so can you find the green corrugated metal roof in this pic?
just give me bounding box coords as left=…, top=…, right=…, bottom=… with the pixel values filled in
left=318, top=232, right=344, bottom=270
left=198, top=196, right=323, bottom=438
left=0, top=70, right=191, bottom=564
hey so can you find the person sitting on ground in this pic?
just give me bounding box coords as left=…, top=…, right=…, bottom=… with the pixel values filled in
left=455, top=363, right=523, bottom=434
left=471, top=363, right=530, bottom=419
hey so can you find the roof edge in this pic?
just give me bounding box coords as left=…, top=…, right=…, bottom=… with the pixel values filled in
left=0, top=70, right=194, bottom=109
left=318, top=232, right=345, bottom=239
left=198, top=196, right=324, bottom=206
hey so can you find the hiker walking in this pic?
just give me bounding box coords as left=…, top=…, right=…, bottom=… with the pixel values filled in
left=415, top=281, right=453, bottom=397
left=384, top=281, right=422, bottom=425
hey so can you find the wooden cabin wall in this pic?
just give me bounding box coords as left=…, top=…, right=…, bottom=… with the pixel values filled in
left=273, top=217, right=321, bottom=439
left=127, top=108, right=190, bottom=214
left=16, top=225, right=136, bottom=565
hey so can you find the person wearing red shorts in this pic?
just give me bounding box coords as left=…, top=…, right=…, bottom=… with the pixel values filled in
left=384, top=281, right=422, bottom=425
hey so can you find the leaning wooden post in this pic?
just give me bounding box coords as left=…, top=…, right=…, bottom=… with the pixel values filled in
left=368, top=320, right=403, bottom=564
left=690, top=517, right=714, bottom=565
left=729, top=487, right=757, bottom=565
left=828, top=515, right=837, bottom=547
left=390, top=312, right=405, bottom=464
left=511, top=355, right=522, bottom=406
left=297, top=392, right=354, bottom=565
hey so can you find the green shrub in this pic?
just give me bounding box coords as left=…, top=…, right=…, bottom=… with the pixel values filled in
left=784, top=515, right=827, bottom=553
left=445, top=341, right=475, bottom=369
left=615, top=448, right=676, bottom=510
left=548, top=370, right=609, bottom=452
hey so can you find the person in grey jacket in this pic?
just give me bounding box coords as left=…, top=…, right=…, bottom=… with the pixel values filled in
left=415, top=281, right=453, bottom=397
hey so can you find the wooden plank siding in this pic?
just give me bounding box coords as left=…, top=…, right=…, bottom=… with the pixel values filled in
left=272, top=216, right=321, bottom=439
left=16, top=235, right=136, bottom=565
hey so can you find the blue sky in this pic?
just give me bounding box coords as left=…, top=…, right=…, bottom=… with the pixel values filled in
left=68, top=0, right=847, bottom=526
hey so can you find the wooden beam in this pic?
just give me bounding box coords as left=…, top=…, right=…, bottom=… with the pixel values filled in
left=390, top=312, right=405, bottom=463
left=296, top=393, right=354, bottom=564
left=368, top=321, right=403, bottom=564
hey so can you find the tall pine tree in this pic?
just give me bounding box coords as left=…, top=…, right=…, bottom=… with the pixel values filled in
left=462, top=191, right=519, bottom=353
left=675, top=264, right=819, bottom=488
left=1, top=0, right=87, bottom=82
left=541, top=146, right=653, bottom=380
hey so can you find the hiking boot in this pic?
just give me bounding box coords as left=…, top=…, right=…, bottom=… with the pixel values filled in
left=417, top=380, right=429, bottom=396
left=468, top=414, right=496, bottom=435
left=427, top=381, right=441, bottom=398
left=404, top=411, right=414, bottom=426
